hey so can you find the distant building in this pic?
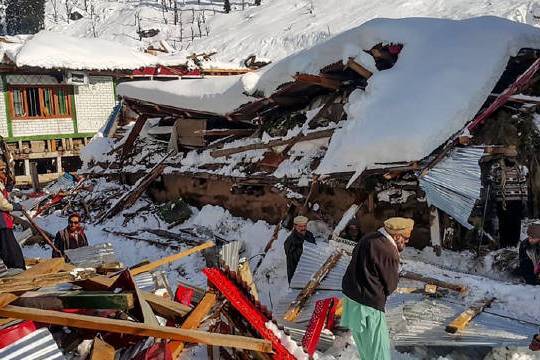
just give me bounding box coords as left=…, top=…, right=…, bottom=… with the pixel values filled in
left=0, top=31, right=156, bottom=184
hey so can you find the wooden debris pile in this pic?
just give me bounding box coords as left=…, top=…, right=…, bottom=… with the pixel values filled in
left=0, top=241, right=276, bottom=359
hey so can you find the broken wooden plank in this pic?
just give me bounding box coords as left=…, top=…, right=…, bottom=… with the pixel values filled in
left=284, top=252, right=343, bottom=321
left=91, top=337, right=115, bottom=360
left=143, top=291, right=191, bottom=319
left=400, top=270, right=468, bottom=294
left=238, top=259, right=259, bottom=301
left=131, top=241, right=215, bottom=276
left=17, top=258, right=65, bottom=278
left=445, top=297, right=495, bottom=333
left=193, top=129, right=255, bottom=137
left=14, top=291, right=135, bottom=310
left=120, top=114, right=149, bottom=159
left=210, top=128, right=335, bottom=158
left=345, top=57, right=373, bottom=79
left=21, top=210, right=61, bottom=255
left=0, top=305, right=272, bottom=353
left=0, top=268, right=96, bottom=293
left=168, top=292, right=217, bottom=358
left=294, top=73, right=342, bottom=90
left=96, top=151, right=173, bottom=224
left=0, top=293, right=18, bottom=308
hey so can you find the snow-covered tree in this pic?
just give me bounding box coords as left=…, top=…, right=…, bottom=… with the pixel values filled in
left=223, top=0, right=231, bottom=14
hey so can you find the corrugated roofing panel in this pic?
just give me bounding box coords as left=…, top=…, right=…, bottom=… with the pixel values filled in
left=419, top=147, right=484, bottom=229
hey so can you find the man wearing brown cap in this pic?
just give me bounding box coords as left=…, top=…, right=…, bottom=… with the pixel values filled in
left=519, top=223, right=540, bottom=285
left=341, top=217, right=414, bottom=360
left=284, top=215, right=316, bottom=284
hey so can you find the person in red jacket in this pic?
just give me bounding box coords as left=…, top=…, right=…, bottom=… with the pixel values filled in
left=0, top=161, right=25, bottom=269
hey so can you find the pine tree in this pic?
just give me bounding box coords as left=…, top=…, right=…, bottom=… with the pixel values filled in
left=223, top=0, right=231, bottom=13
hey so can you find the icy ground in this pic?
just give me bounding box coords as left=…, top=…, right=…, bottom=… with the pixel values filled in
left=18, top=202, right=540, bottom=359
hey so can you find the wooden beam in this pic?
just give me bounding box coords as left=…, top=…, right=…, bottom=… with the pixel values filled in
left=96, top=151, right=172, bottom=224
left=120, top=114, right=149, bottom=159
left=0, top=269, right=96, bottom=293
left=0, top=293, right=18, bottom=308
left=284, top=252, right=343, bottom=321
left=131, top=241, right=215, bottom=276
left=210, top=128, right=335, bottom=158
left=294, top=73, right=342, bottom=90
left=238, top=259, right=259, bottom=301
left=14, top=291, right=135, bottom=310
left=400, top=270, right=468, bottom=294
left=445, top=298, right=495, bottom=333
left=193, top=129, right=255, bottom=137
left=0, top=305, right=272, bottom=353
left=345, top=58, right=373, bottom=79
left=91, top=337, right=116, bottom=360
left=168, top=292, right=217, bottom=358
left=17, top=258, right=65, bottom=278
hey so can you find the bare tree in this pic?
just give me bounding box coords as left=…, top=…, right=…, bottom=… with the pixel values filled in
left=135, top=10, right=142, bottom=40
left=161, top=0, right=168, bottom=24
left=196, top=14, right=202, bottom=38
left=89, top=0, right=98, bottom=37
left=177, top=9, right=183, bottom=41
left=83, top=0, right=88, bottom=12
left=173, top=0, right=178, bottom=25
left=64, top=0, right=73, bottom=23
left=50, top=0, right=59, bottom=22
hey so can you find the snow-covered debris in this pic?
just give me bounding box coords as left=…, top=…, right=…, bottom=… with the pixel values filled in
left=314, top=17, right=540, bottom=183
left=11, top=31, right=157, bottom=70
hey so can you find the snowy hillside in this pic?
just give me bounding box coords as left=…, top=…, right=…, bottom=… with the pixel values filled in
left=45, top=0, right=540, bottom=65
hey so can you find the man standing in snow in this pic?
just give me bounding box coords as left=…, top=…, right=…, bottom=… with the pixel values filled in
left=284, top=215, right=316, bottom=283
left=52, top=213, right=88, bottom=258
left=341, top=217, right=414, bottom=360
left=0, top=161, right=25, bottom=269
left=519, top=223, right=540, bottom=285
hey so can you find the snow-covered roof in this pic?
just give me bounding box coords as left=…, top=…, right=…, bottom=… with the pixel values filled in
left=118, top=16, right=540, bottom=181
left=4, top=31, right=157, bottom=71
left=118, top=75, right=252, bottom=114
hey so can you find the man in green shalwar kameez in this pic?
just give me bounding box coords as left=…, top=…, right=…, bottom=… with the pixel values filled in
left=340, top=217, right=414, bottom=359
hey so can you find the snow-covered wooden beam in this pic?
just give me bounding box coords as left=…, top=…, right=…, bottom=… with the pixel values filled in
left=294, top=73, right=342, bottom=90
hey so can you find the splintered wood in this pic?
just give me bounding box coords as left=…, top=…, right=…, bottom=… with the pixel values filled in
left=445, top=298, right=495, bottom=333
left=284, top=251, right=343, bottom=322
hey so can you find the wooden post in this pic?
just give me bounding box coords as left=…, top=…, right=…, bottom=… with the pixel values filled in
left=429, top=206, right=442, bottom=255
left=400, top=270, right=468, bottom=294
left=30, top=162, right=40, bottom=192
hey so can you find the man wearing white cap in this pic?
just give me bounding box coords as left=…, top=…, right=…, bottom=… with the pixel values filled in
left=341, top=217, right=414, bottom=360
left=284, top=215, right=316, bottom=283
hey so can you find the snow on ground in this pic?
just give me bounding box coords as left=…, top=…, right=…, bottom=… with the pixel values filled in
left=10, top=31, right=156, bottom=70
left=19, top=199, right=540, bottom=359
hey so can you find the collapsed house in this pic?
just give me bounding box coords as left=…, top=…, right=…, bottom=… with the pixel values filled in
left=83, top=16, right=540, bottom=254
left=1, top=16, right=540, bottom=360
left=0, top=31, right=157, bottom=185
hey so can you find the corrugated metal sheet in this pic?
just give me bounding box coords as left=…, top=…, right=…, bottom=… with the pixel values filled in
left=289, top=242, right=349, bottom=290
left=64, top=243, right=117, bottom=268
left=219, top=241, right=241, bottom=271
left=387, top=296, right=537, bottom=347
left=134, top=271, right=171, bottom=296
left=0, top=328, right=64, bottom=360
left=419, top=147, right=484, bottom=229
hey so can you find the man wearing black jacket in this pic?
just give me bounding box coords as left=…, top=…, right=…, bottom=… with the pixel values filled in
left=284, top=215, right=316, bottom=283
left=519, top=223, right=540, bottom=285
left=341, top=217, right=414, bottom=360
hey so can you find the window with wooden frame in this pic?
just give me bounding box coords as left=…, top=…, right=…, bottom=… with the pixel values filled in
left=8, top=85, right=74, bottom=120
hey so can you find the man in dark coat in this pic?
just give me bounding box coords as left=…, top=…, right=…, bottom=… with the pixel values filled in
left=519, top=223, right=540, bottom=285
left=341, top=217, right=414, bottom=360
left=52, top=213, right=88, bottom=258
left=0, top=162, right=25, bottom=269
left=284, top=215, right=316, bottom=283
